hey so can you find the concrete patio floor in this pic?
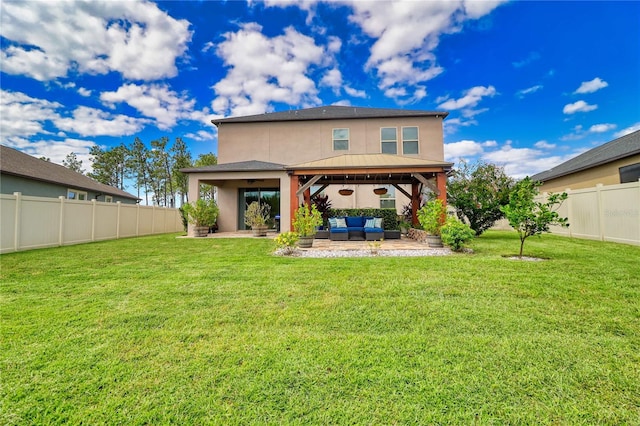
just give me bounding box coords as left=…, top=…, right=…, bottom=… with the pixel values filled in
left=201, top=231, right=434, bottom=252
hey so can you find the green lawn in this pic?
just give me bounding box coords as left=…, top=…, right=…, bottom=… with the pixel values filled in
left=1, top=232, right=639, bottom=424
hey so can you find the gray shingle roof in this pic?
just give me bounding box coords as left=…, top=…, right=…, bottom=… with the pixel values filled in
left=0, top=145, right=139, bottom=200
left=181, top=160, right=285, bottom=173
left=212, top=105, right=448, bottom=125
left=531, top=130, right=640, bottom=182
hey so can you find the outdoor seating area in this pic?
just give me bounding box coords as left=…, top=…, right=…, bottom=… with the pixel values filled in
left=328, top=216, right=385, bottom=241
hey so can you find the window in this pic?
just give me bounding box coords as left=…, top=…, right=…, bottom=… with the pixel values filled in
left=619, top=163, right=640, bottom=183
left=380, top=127, right=398, bottom=154
left=67, top=189, right=88, bottom=200
left=333, top=128, right=349, bottom=151
left=402, top=126, right=419, bottom=155
left=379, top=185, right=396, bottom=209
left=105, top=195, right=113, bottom=203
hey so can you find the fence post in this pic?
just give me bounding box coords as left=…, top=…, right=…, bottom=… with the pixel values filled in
left=13, top=192, right=21, bottom=252
left=116, top=201, right=121, bottom=239
left=596, top=184, right=604, bottom=241
left=59, top=196, right=65, bottom=246
left=565, top=188, right=573, bottom=238
left=136, top=203, right=140, bottom=236
left=91, top=199, right=97, bottom=241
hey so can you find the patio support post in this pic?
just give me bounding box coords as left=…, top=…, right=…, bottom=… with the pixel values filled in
left=411, top=182, right=420, bottom=226
left=289, top=174, right=300, bottom=231
left=436, top=172, right=447, bottom=205
left=303, top=188, right=311, bottom=209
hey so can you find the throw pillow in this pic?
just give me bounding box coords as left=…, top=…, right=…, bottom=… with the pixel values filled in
left=335, top=218, right=347, bottom=228
left=364, top=218, right=376, bottom=228
left=374, top=218, right=383, bottom=228
left=328, top=217, right=337, bottom=228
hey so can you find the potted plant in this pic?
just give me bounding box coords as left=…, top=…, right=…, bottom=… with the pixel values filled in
left=182, top=198, right=219, bottom=237
left=417, top=198, right=447, bottom=247
left=293, top=204, right=323, bottom=248
left=244, top=201, right=270, bottom=237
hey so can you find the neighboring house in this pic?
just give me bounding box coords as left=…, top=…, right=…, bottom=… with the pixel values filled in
left=182, top=105, right=452, bottom=234
left=531, top=130, right=640, bottom=193
left=0, top=145, right=139, bottom=204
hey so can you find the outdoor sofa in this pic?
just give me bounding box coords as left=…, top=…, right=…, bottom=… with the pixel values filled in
left=328, top=216, right=384, bottom=241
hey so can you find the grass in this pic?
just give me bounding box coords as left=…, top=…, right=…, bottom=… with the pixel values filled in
left=1, top=231, right=639, bottom=424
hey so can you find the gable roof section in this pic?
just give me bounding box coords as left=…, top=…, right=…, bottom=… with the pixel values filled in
left=288, top=154, right=452, bottom=170
left=531, top=130, right=640, bottom=182
left=181, top=160, right=285, bottom=173
left=212, top=105, right=448, bottom=125
left=0, top=145, right=139, bottom=200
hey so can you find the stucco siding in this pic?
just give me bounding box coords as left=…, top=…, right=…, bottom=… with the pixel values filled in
left=539, top=154, right=640, bottom=193
left=217, top=116, right=444, bottom=166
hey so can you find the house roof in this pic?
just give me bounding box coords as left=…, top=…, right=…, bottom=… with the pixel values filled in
left=531, top=130, right=640, bottom=182
left=288, top=154, right=453, bottom=170
left=0, top=145, right=139, bottom=200
left=212, top=105, right=448, bottom=125
left=181, top=160, right=286, bottom=173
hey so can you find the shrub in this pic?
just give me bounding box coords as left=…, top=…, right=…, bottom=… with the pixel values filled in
left=293, top=205, right=323, bottom=237
left=417, top=199, right=447, bottom=235
left=440, top=217, right=475, bottom=251
left=182, top=199, right=219, bottom=227
left=274, top=231, right=299, bottom=255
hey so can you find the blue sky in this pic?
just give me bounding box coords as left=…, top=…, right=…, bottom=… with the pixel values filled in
left=1, top=0, right=639, bottom=179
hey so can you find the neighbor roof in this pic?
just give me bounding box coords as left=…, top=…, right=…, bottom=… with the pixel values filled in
left=0, top=145, right=139, bottom=200
left=288, top=154, right=453, bottom=170
left=181, top=160, right=285, bottom=173
left=212, top=105, right=448, bottom=125
left=531, top=130, right=640, bottom=182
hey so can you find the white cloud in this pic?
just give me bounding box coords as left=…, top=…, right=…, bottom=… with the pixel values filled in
left=100, top=83, right=208, bottom=130
left=77, top=88, right=92, bottom=97
left=512, top=51, right=540, bottom=68
left=516, top=84, right=543, bottom=98
left=344, top=86, right=367, bottom=98
left=320, top=68, right=343, bottom=94
left=445, top=138, right=583, bottom=179
left=574, top=77, right=608, bottom=94
left=5, top=137, right=97, bottom=170
left=438, top=85, right=497, bottom=110
left=589, top=123, right=616, bottom=133
left=185, top=130, right=217, bottom=142
left=563, top=100, right=597, bottom=114
left=534, top=140, right=556, bottom=149
left=0, top=90, right=61, bottom=140
left=0, top=1, right=191, bottom=81
left=54, top=106, right=147, bottom=137
left=614, top=123, right=640, bottom=138
left=212, top=23, right=326, bottom=116
left=346, top=0, right=505, bottom=103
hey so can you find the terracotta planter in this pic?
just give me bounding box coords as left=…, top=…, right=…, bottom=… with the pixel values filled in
left=252, top=225, right=268, bottom=237
left=426, top=235, right=443, bottom=248
left=298, top=236, right=314, bottom=248
left=373, top=187, right=388, bottom=195
left=338, top=189, right=354, bottom=196
left=193, top=226, right=210, bottom=237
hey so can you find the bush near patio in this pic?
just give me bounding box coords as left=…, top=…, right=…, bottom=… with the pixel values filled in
left=2, top=232, right=639, bottom=424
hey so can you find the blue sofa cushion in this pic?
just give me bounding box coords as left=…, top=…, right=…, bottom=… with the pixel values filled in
left=345, top=216, right=364, bottom=227
left=364, top=227, right=383, bottom=233
left=330, top=227, right=348, bottom=233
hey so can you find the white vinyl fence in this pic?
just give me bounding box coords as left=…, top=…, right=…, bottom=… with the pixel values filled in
left=493, top=181, right=640, bottom=246
left=1, top=192, right=185, bottom=253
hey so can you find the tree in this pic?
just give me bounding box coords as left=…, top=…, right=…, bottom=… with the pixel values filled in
left=149, top=137, right=174, bottom=206
left=193, top=152, right=218, bottom=201
left=129, top=138, right=150, bottom=205
left=500, top=177, right=569, bottom=258
left=447, top=160, right=515, bottom=236
left=170, top=137, right=192, bottom=205
left=62, top=152, right=85, bottom=174
left=88, top=145, right=128, bottom=190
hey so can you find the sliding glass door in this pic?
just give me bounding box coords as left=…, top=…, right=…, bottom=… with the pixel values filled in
left=238, top=188, right=280, bottom=230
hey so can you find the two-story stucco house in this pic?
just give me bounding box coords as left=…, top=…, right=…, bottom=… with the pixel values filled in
left=182, top=106, right=452, bottom=234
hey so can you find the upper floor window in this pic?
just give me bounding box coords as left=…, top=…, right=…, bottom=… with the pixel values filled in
left=402, top=127, right=419, bottom=155
left=105, top=195, right=113, bottom=203
left=67, top=189, right=88, bottom=200
left=333, top=128, right=349, bottom=151
left=380, top=127, right=398, bottom=154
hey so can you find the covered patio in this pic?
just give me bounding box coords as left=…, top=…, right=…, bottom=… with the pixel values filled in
left=287, top=154, right=453, bottom=229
